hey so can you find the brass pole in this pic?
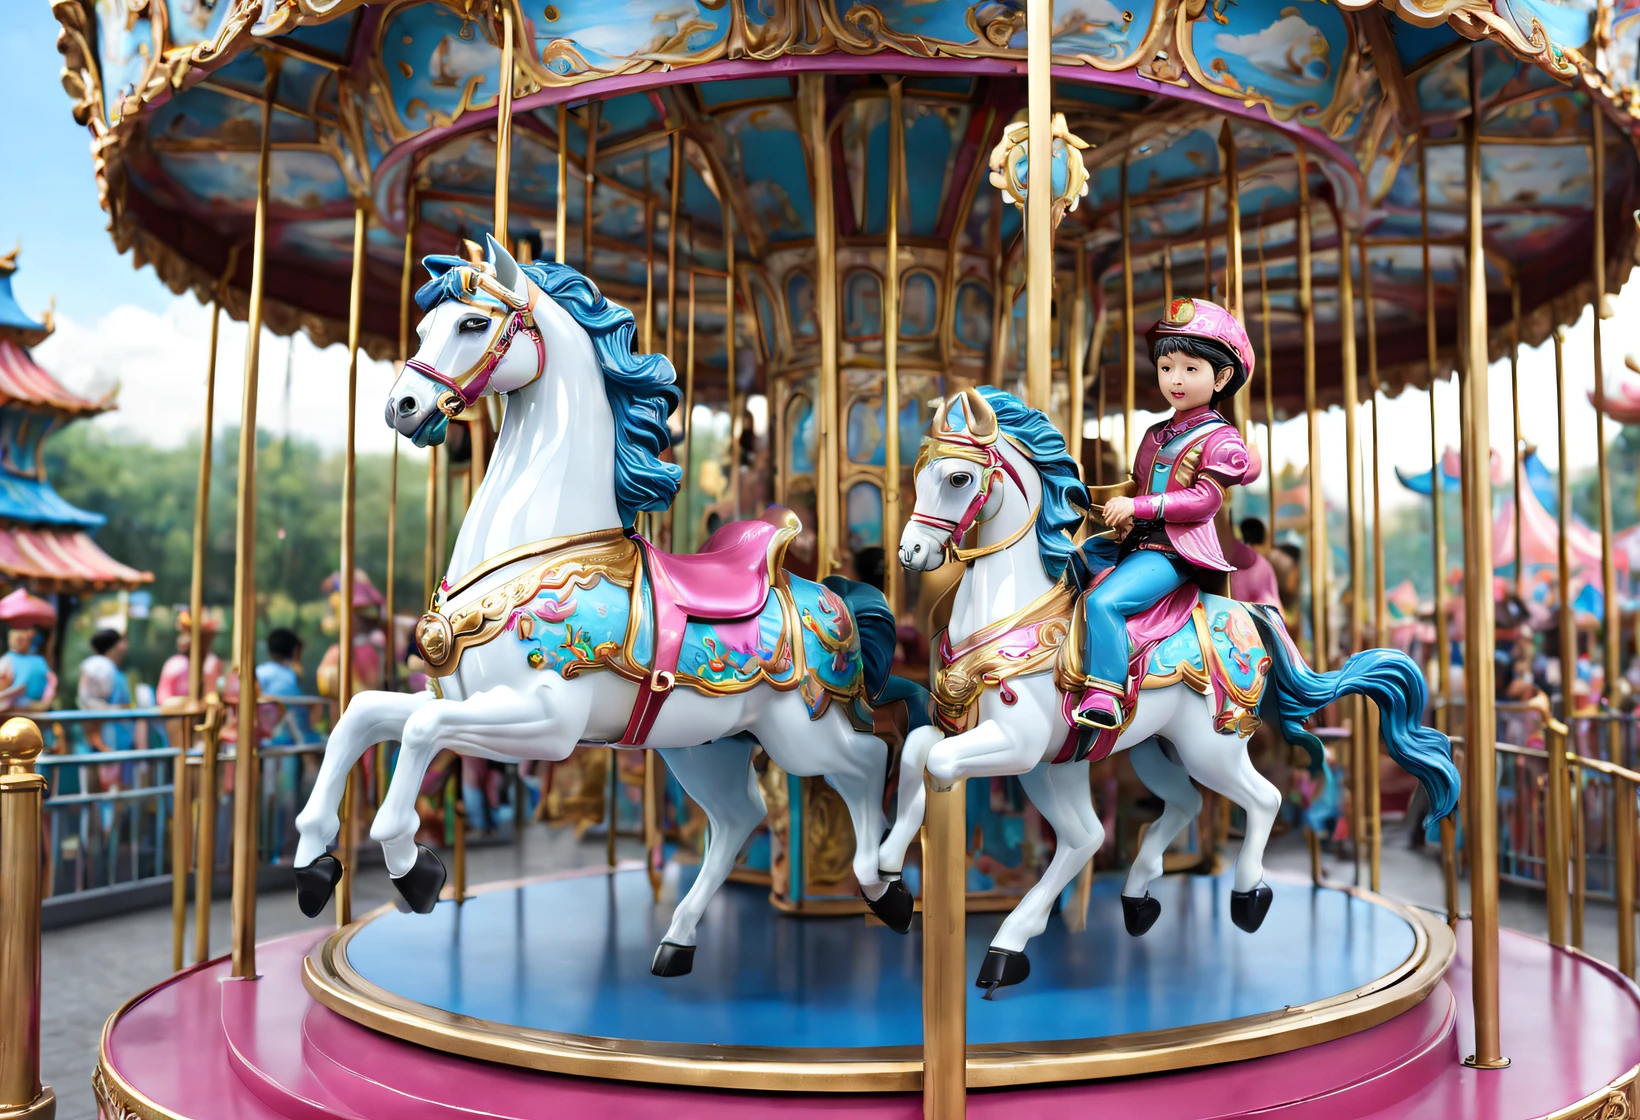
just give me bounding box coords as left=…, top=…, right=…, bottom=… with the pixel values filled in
left=1121, top=153, right=1135, bottom=465
left=450, top=770, right=467, bottom=901
left=1362, top=235, right=1385, bottom=891
left=170, top=720, right=191, bottom=971
left=1620, top=776, right=1637, bottom=978
left=582, top=100, right=600, bottom=278
left=230, top=58, right=279, bottom=980
left=724, top=205, right=738, bottom=518
left=1024, top=0, right=1052, bottom=416
left=667, top=133, right=682, bottom=366
left=387, top=183, right=417, bottom=693
left=1461, top=74, right=1507, bottom=1068
left=1258, top=220, right=1275, bottom=523
left=1339, top=219, right=1364, bottom=882
left=1547, top=329, right=1574, bottom=945
left=921, top=777, right=966, bottom=1120
left=423, top=442, right=439, bottom=608
left=1163, top=245, right=1173, bottom=309
left=884, top=78, right=904, bottom=608
left=1220, top=121, right=1248, bottom=439
left=1201, top=181, right=1214, bottom=301
left=681, top=261, right=697, bottom=551
left=802, top=75, right=841, bottom=578
left=1587, top=104, right=1626, bottom=977
left=336, top=199, right=368, bottom=929
left=1573, top=755, right=1587, bottom=948
left=1069, top=242, right=1087, bottom=467
left=1541, top=691, right=1569, bottom=946
left=555, top=102, right=569, bottom=265
left=493, top=1, right=513, bottom=245
left=643, top=751, right=661, bottom=900
left=1510, top=277, right=1523, bottom=601
left=1095, top=364, right=1106, bottom=486
left=1297, top=144, right=1326, bottom=671
left=188, top=293, right=225, bottom=704
left=0, top=719, right=52, bottom=1119
left=1419, top=136, right=1451, bottom=737
left=643, top=153, right=655, bottom=353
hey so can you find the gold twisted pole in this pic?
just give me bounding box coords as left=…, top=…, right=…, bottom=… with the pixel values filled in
left=0, top=719, right=52, bottom=1118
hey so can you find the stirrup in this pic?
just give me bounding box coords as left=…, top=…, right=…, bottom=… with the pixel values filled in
left=1073, top=688, right=1125, bottom=730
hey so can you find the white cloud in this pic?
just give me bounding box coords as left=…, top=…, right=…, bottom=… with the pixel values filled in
left=32, top=295, right=421, bottom=464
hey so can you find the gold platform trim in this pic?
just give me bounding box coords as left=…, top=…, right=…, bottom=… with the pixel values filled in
left=300, top=871, right=1456, bottom=1093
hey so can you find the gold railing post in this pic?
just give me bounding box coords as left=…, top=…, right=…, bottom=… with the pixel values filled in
left=336, top=197, right=369, bottom=928
left=1339, top=218, right=1363, bottom=882
left=1363, top=234, right=1385, bottom=892
left=643, top=751, right=662, bottom=901
left=1120, top=150, right=1135, bottom=465
left=0, top=717, right=53, bottom=1119
left=170, top=724, right=191, bottom=971
left=1573, top=754, right=1587, bottom=949
left=1617, top=771, right=1636, bottom=977
left=922, top=776, right=966, bottom=1120
left=1418, top=135, right=1450, bottom=737
left=193, top=696, right=224, bottom=963
left=1533, top=696, right=1571, bottom=947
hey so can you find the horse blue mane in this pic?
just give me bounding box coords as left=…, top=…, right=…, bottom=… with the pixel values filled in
left=976, top=386, right=1087, bottom=581
left=417, top=257, right=681, bottom=527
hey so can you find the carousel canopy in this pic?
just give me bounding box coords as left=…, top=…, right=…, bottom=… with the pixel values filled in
left=49, top=0, right=1640, bottom=415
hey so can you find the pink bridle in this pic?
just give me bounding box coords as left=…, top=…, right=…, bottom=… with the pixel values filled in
left=404, top=266, right=547, bottom=417
left=911, top=431, right=1038, bottom=565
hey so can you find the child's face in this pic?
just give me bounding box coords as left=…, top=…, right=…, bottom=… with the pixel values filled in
left=1156, top=350, right=1231, bottom=411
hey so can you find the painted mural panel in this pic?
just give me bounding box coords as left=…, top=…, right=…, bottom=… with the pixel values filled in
left=786, top=272, right=818, bottom=340
left=381, top=5, right=501, bottom=133
left=154, top=150, right=352, bottom=213
left=901, top=271, right=939, bottom=339
left=96, top=0, right=155, bottom=123
left=715, top=104, right=814, bottom=242
left=148, top=89, right=316, bottom=147
left=844, top=270, right=884, bottom=340
left=786, top=394, right=817, bottom=476
left=1188, top=0, right=1349, bottom=122
left=164, top=0, right=231, bottom=46
left=847, top=397, right=926, bottom=467
left=954, top=279, right=993, bottom=353
left=530, top=1, right=732, bottom=77
left=846, top=481, right=883, bottom=551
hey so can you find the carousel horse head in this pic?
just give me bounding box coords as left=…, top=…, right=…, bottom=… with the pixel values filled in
left=899, top=386, right=1086, bottom=578
left=388, top=233, right=682, bottom=526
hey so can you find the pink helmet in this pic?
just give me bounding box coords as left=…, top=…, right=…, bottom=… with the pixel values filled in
left=1147, top=297, right=1255, bottom=395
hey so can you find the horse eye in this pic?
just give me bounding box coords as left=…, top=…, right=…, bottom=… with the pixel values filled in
left=459, top=316, right=488, bottom=333
left=949, top=472, right=972, bottom=489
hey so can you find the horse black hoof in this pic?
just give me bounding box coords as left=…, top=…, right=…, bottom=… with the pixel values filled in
left=975, top=948, right=1030, bottom=998
left=390, top=844, right=447, bottom=915
left=1231, top=883, right=1274, bottom=933
left=651, top=941, right=696, bottom=977
left=294, top=854, right=343, bottom=918
left=1121, top=892, right=1161, bottom=937
left=866, top=878, right=914, bottom=935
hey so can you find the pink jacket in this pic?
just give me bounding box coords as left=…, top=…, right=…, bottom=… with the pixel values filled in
left=1130, top=407, right=1259, bottom=573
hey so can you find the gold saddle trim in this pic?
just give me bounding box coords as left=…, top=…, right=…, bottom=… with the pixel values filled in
left=416, top=528, right=639, bottom=679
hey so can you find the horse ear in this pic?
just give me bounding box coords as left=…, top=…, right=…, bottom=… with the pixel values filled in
left=964, top=387, right=998, bottom=441
left=485, top=233, right=527, bottom=302
left=930, top=394, right=952, bottom=435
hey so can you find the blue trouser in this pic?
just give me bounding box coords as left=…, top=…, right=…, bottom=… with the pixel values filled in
left=1082, top=549, right=1191, bottom=689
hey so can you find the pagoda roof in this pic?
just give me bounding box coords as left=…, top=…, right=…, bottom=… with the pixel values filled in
left=0, top=339, right=110, bottom=417
left=0, top=248, right=50, bottom=348
left=0, top=526, right=151, bottom=592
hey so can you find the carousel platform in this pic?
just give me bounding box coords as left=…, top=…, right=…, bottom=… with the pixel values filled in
left=95, top=866, right=1640, bottom=1118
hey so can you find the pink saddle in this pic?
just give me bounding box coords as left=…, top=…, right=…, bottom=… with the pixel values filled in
left=621, top=507, right=802, bottom=746
left=642, top=515, right=786, bottom=619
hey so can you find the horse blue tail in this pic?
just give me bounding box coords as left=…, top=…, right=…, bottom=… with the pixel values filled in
left=1250, top=605, right=1460, bottom=829
left=822, top=576, right=931, bottom=732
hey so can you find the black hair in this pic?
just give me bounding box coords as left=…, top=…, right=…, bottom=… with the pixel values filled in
left=1152, top=335, right=1243, bottom=408
left=268, top=628, right=303, bottom=661
left=853, top=546, right=886, bottom=592
left=1275, top=542, right=1302, bottom=565
left=1239, top=517, right=1268, bottom=546
left=90, top=629, right=123, bottom=655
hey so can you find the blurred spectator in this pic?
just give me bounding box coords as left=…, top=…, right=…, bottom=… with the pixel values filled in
left=257, top=628, right=313, bottom=745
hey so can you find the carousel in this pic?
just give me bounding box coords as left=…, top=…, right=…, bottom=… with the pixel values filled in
left=3, top=0, right=1638, bottom=1116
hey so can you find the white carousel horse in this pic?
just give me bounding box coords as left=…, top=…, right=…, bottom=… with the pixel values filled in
left=884, top=387, right=1460, bottom=993
left=291, top=236, right=922, bottom=974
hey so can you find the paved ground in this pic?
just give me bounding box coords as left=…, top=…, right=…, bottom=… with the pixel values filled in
left=38, top=822, right=1619, bottom=1120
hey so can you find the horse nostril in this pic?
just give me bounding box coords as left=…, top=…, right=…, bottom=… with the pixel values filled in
left=397, top=396, right=419, bottom=416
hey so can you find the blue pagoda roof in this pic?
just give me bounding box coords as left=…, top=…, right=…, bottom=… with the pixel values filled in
left=0, top=250, right=48, bottom=341
left=0, top=472, right=103, bottom=530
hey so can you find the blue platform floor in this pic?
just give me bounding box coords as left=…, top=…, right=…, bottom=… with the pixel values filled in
left=344, top=866, right=1418, bottom=1049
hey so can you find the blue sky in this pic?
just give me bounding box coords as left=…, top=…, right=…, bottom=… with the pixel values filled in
left=0, top=6, right=173, bottom=321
